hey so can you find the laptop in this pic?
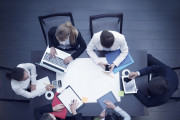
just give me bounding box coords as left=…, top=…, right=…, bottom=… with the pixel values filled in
left=38, top=46, right=71, bottom=73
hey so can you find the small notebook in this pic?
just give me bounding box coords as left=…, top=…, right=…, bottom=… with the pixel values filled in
left=97, top=91, right=118, bottom=110
left=57, top=85, right=84, bottom=113
left=105, top=49, right=134, bottom=74
left=50, top=93, right=67, bottom=119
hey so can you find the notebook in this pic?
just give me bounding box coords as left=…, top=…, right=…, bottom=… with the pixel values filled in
left=105, top=49, right=134, bottom=74
left=97, top=91, right=118, bottom=110
left=50, top=93, right=67, bottom=119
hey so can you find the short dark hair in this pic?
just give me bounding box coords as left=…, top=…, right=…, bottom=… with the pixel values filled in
left=6, top=67, right=24, bottom=81
left=41, top=113, right=54, bottom=120
left=105, top=113, right=120, bottom=120
left=100, top=30, right=114, bottom=48
left=148, top=76, right=168, bottom=96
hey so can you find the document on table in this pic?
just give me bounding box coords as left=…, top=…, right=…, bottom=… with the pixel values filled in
left=36, top=76, right=50, bottom=90
left=57, top=85, right=84, bottom=113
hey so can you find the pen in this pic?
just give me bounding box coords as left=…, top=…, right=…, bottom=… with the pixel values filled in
left=102, top=71, right=114, bottom=78
left=44, top=83, right=55, bottom=88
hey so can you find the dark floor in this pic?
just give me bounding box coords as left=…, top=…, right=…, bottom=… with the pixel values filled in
left=0, top=0, right=180, bottom=120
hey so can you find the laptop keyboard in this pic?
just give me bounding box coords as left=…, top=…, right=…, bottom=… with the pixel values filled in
left=43, top=53, right=68, bottom=69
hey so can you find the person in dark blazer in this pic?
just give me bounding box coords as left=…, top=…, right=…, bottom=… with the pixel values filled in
left=129, top=54, right=178, bottom=107
left=48, top=22, right=86, bottom=64
left=34, top=100, right=83, bottom=120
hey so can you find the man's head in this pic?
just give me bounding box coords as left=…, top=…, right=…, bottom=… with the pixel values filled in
left=100, top=30, right=114, bottom=48
left=148, top=76, right=169, bottom=96
left=41, top=113, right=56, bottom=120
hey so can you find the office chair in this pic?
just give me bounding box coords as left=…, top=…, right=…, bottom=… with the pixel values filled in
left=171, top=67, right=180, bottom=100
left=38, top=12, right=75, bottom=45
left=0, top=66, right=29, bottom=102
left=89, top=13, right=123, bottom=38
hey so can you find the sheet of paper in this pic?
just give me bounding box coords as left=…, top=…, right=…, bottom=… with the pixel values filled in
left=118, top=91, right=124, bottom=97
left=81, top=97, right=88, bottom=103
left=57, top=86, right=83, bottom=113
left=56, top=58, right=120, bottom=102
left=36, top=76, right=50, bottom=90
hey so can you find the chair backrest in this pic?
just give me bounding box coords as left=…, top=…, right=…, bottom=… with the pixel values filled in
left=0, top=67, right=29, bottom=102
left=89, top=13, right=123, bottom=38
left=38, top=12, right=75, bottom=45
left=171, top=67, right=180, bottom=100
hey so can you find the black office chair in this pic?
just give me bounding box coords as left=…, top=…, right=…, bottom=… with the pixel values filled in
left=171, top=67, right=180, bottom=100
left=38, top=12, right=75, bottom=45
left=89, top=13, right=123, bottom=38
left=0, top=66, right=29, bottom=102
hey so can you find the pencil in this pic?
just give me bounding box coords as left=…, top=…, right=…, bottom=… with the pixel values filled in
left=44, top=83, right=55, bottom=88
left=102, top=71, right=114, bottom=78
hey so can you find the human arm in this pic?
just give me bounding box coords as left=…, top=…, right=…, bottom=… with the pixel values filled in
left=114, top=107, right=131, bottom=120
left=104, top=100, right=131, bottom=120
left=48, top=27, right=58, bottom=48
left=128, top=65, right=160, bottom=79
left=14, top=85, right=53, bottom=98
left=70, top=100, right=83, bottom=120
left=86, top=34, right=101, bottom=64
left=113, top=35, right=128, bottom=66
left=71, top=31, right=87, bottom=59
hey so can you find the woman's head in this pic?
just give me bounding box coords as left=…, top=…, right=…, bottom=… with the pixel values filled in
left=55, top=22, right=77, bottom=44
left=6, top=67, right=29, bottom=81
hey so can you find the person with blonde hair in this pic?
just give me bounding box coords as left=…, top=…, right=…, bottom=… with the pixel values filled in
left=48, top=22, right=87, bottom=64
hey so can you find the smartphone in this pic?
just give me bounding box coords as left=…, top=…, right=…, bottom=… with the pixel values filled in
left=52, top=80, right=62, bottom=88
left=124, top=77, right=131, bottom=83
left=58, top=80, right=62, bottom=87
left=105, top=64, right=110, bottom=72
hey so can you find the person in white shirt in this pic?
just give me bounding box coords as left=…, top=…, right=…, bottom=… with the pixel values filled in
left=99, top=100, right=131, bottom=120
left=6, top=63, right=53, bottom=99
left=86, top=30, right=128, bottom=72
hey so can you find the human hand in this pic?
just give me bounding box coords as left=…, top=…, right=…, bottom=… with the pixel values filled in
left=109, top=63, right=116, bottom=72
left=30, top=84, right=36, bottom=91
left=104, top=100, right=116, bottom=110
left=98, top=62, right=107, bottom=69
left=53, top=104, right=65, bottom=112
left=99, top=109, right=106, bottom=119
left=69, top=100, right=79, bottom=115
left=63, top=56, right=73, bottom=64
left=129, top=72, right=138, bottom=79
left=45, top=85, right=54, bottom=91
left=50, top=47, right=57, bottom=58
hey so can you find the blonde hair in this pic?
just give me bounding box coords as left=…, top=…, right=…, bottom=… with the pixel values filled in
left=55, top=22, right=78, bottom=45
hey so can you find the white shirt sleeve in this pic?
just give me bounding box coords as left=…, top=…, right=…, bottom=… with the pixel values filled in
left=14, top=87, right=46, bottom=99
left=113, top=35, right=129, bottom=66
left=86, top=34, right=101, bottom=64
left=114, top=106, right=131, bottom=120
left=19, top=63, right=37, bottom=85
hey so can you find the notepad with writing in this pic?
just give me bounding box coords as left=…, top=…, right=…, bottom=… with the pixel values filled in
left=105, top=49, right=134, bottom=74
left=50, top=93, right=67, bottom=119
left=97, top=91, right=117, bottom=110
